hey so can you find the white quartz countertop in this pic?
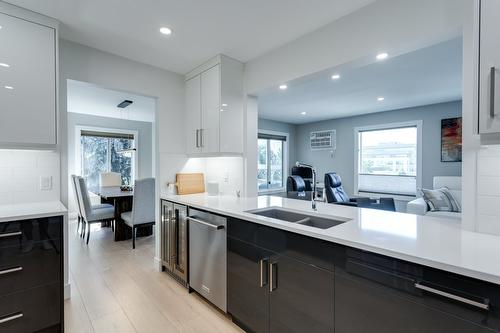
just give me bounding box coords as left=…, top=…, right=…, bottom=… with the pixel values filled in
left=162, top=193, right=500, bottom=285
left=0, top=201, right=67, bottom=223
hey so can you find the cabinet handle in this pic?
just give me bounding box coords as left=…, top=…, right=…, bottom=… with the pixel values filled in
left=491, top=67, right=496, bottom=118
left=196, top=129, right=200, bottom=148
left=415, top=282, right=490, bottom=311
left=199, top=129, right=203, bottom=148
left=0, top=231, right=21, bottom=239
left=0, top=312, right=23, bottom=324
left=269, top=262, right=278, bottom=292
left=259, top=258, right=269, bottom=287
left=0, top=266, right=23, bottom=276
left=187, top=217, right=224, bottom=230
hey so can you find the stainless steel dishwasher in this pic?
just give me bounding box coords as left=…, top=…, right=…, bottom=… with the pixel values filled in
left=188, top=208, right=227, bottom=312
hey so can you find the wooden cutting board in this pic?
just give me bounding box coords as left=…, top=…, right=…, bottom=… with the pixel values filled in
left=175, top=173, right=205, bottom=195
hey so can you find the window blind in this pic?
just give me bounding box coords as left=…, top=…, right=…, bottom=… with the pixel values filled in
left=258, top=133, right=286, bottom=141
left=80, top=130, right=135, bottom=140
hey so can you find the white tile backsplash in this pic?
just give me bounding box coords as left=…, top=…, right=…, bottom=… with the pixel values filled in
left=477, top=145, right=500, bottom=234
left=0, top=150, right=60, bottom=205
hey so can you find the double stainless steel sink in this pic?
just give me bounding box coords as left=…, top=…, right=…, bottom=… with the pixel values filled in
left=246, top=207, right=350, bottom=229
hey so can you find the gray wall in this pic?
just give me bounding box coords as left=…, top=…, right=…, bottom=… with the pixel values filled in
left=258, top=118, right=297, bottom=173
left=68, top=112, right=154, bottom=180
left=295, top=101, right=462, bottom=196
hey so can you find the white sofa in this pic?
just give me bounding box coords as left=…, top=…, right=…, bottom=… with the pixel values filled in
left=407, top=176, right=461, bottom=220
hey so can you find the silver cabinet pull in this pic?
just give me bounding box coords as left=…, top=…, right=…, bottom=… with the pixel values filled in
left=195, top=129, right=200, bottom=148
left=187, top=217, right=224, bottom=230
left=0, top=231, right=22, bottom=239
left=415, top=283, right=490, bottom=311
left=269, top=262, right=278, bottom=292
left=0, top=312, right=23, bottom=324
left=259, top=259, right=268, bottom=287
left=199, top=129, right=203, bottom=148
left=491, top=67, right=496, bottom=118
left=0, top=266, right=22, bottom=276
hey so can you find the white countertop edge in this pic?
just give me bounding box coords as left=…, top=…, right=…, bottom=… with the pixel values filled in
left=0, top=201, right=68, bottom=223
left=161, top=194, right=500, bottom=286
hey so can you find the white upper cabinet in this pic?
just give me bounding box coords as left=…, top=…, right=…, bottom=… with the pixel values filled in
left=0, top=6, right=58, bottom=149
left=479, top=0, right=500, bottom=134
left=185, top=55, right=244, bottom=155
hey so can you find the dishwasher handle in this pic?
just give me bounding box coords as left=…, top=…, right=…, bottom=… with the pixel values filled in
left=187, top=217, right=224, bottom=230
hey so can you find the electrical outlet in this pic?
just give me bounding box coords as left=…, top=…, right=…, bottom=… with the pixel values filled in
left=40, top=176, right=52, bottom=191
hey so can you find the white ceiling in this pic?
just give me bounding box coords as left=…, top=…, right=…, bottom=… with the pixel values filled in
left=67, top=80, right=155, bottom=122
left=5, top=0, right=375, bottom=74
left=258, top=38, right=463, bottom=124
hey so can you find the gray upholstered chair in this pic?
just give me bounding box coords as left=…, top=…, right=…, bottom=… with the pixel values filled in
left=75, top=176, right=115, bottom=244
left=71, top=175, right=85, bottom=236
left=121, top=178, right=155, bottom=249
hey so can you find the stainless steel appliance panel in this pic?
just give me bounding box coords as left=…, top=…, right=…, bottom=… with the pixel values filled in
left=160, top=200, right=188, bottom=287
left=188, top=208, right=227, bottom=312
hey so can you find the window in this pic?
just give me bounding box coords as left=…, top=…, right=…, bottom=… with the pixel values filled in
left=355, top=122, right=421, bottom=196
left=258, top=132, right=287, bottom=192
left=80, top=130, right=136, bottom=188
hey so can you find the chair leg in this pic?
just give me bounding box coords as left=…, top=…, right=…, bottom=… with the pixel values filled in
left=111, top=219, right=114, bottom=232
left=81, top=220, right=85, bottom=238
left=132, top=226, right=136, bottom=249
left=86, top=222, right=90, bottom=245
left=77, top=216, right=81, bottom=235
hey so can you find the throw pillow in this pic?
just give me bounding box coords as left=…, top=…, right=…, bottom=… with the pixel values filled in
left=420, top=187, right=461, bottom=212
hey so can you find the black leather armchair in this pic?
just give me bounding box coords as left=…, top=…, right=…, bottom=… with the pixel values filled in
left=324, top=173, right=358, bottom=206
left=286, top=175, right=312, bottom=201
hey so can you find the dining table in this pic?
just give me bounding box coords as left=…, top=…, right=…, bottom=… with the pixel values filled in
left=89, top=186, right=153, bottom=241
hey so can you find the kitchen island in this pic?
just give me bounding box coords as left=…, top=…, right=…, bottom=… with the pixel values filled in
left=161, top=193, right=500, bottom=333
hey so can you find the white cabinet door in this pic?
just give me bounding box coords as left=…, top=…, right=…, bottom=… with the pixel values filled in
left=185, top=75, right=202, bottom=154
left=479, top=0, right=500, bottom=133
left=0, top=12, right=56, bottom=146
left=201, top=64, right=220, bottom=154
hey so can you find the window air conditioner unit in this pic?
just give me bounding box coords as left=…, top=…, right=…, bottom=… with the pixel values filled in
left=310, top=130, right=336, bottom=151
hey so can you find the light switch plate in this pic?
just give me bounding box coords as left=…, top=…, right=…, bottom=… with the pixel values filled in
left=40, top=176, right=52, bottom=191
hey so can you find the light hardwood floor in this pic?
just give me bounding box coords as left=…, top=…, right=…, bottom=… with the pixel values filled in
left=65, top=221, right=244, bottom=333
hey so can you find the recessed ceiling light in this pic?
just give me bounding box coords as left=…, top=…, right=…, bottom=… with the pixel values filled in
left=331, top=74, right=340, bottom=80
left=0, top=63, right=9, bottom=68
left=4, top=85, right=14, bottom=90
left=376, top=52, right=388, bottom=60
left=300, top=112, right=307, bottom=115
left=279, top=84, right=288, bottom=90
left=377, top=96, right=385, bottom=101
left=222, top=103, right=228, bottom=107
left=159, top=27, right=172, bottom=35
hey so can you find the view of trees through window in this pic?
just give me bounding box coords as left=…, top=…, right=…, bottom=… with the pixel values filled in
left=258, top=138, right=284, bottom=191
left=81, top=134, right=134, bottom=188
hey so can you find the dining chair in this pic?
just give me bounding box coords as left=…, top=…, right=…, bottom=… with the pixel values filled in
left=99, top=172, right=122, bottom=187
left=76, top=176, right=116, bottom=244
left=121, top=178, right=155, bottom=249
left=71, top=175, right=84, bottom=236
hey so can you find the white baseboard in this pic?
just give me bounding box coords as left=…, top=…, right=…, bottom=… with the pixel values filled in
left=154, top=256, right=162, bottom=272
left=64, top=283, right=71, bottom=300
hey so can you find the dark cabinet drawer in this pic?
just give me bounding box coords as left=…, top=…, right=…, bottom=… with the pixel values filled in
left=340, top=248, right=500, bottom=332
left=0, top=217, right=62, bottom=250
left=0, top=283, right=61, bottom=333
left=335, top=270, right=494, bottom=333
left=0, top=240, right=61, bottom=296
left=228, top=217, right=335, bottom=272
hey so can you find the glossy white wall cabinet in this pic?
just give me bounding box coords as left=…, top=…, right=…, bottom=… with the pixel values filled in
left=0, top=7, right=58, bottom=148
left=479, top=0, right=500, bottom=134
left=185, top=55, right=244, bottom=155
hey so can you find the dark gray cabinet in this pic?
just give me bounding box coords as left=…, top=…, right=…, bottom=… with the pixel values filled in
left=0, top=216, right=63, bottom=332
left=227, top=218, right=335, bottom=333
left=227, top=216, right=500, bottom=333
left=228, top=237, right=271, bottom=333
left=268, top=254, right=334, bottom=333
